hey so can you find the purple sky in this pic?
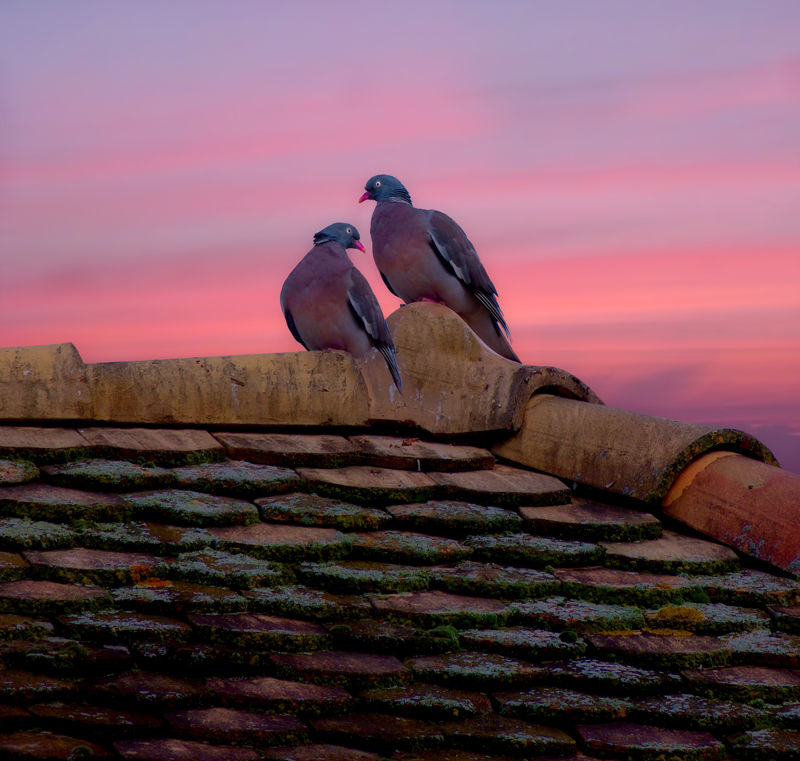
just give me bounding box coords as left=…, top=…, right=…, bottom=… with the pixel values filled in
left=1, top=1, right=799, bottom=471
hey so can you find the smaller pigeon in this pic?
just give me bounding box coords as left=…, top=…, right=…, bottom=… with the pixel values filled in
left=360, top=174, right=520, bottom=362
left=280, top=222, right=401, bottom=389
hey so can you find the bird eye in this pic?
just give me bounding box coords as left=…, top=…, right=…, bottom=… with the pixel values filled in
left=375, top=180, right=381, bottom=187
left=346, top=228, right=352, bottom=234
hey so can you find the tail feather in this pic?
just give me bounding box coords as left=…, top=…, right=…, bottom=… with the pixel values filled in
left=378, top=343, right=402, bottom=390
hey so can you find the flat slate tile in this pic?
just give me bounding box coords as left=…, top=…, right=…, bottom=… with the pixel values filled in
left=521, top=497, right=662, bottom=542
left=349, top=436, right=494, bottom=472
left=244, top=585, right=372, bottom=622
left=770, top=604, right=800, bottom=634
left=215, top=432, right=361, bottom=469
left=0, top=637, right=132, bottom=676
left=165, top=707, right=309, bottom=747
left=556, top=567, right=696, bottom=606
left=0, top=613, right=54, bottom=641
left=360, top=683, right=492, bottom=720
left=461, top=627, right=586, bottom=660
left=586, top=632, right=732, bottom=670
left=271, top=650, right=410, bottom=690
left=495, top=685, right=630, bottom=724
left=115, top=737, right=259, bottom=761
left=0, top=483, right=129, bottom=523
left=92, top=670, right=208, bottom=709
left=371, top=590, right=508, bottom=628
left=209, top=675, right=353, bottom=716
left=81, top=521, right=214, bottom=555
left=257, top=493, right=391, bottom=532
left=124, top=489, right=259, bottom=527
left=0, top=579, right=111, bottom=616
left=0, top=669, right=78, bottom=702
left=262, top=745, right=380, bottom=761
left=311, top=712, right=444, bottom=753
left=0, top=458, right=39, bottom=486
left=429, top=464, right=570, bottom=507
left=646, top=602, right=771, bottom=635
left=131, top=640, right=266, bottom=674
left=466, top=533, right=603, bottom=568
left=548, top=658, right=682, bottom=695
left=387, top=752, right=528, bottom=761
left=441, top=715, right=576, bottom=757
left=351, top=531, right=469, bottom=565
left=24, top=547, right=163, bottom=586
left=0, top=426, right=93, bottom=464
left=113, top=579, right=247, bottom=615
left=189, top=613, right=329, bottom=652
left=29, top=701, right=163, bottom=739
left=430, top=562, right=559, bottom=599
left=577, top=723, right=725, bottom=761
left=405, top=651, right=545, bottom=690
left=78, top=426, right=224, bottom=467
left=385, top=500, right=522, bottom=537
left=719, top=630, right=800, bottom=668
left=42, top=459, right=176, bottom=492
left=209, top=523, right=350, bottom=562
left=683, top=665, right=800, bottom=702
left=628, top=694, right=769, bottom=732
left=0, top=551, right=28, bottom=582
left=59, top=610, right=192, bottom=644
left=297, top=466, right=441, bottom=505
left=326, top=619, right=460, bottom=657
left=167, top=548, right=288, bottom=589
left=0, top=517, right=77, bottom=551
left=728, top=728, right=800, bottom=761
left=297, top=561, right=429, bottom=595
left=601, top=529, right=739, bottom=575
left=509, top=596, right=646, bottom=633
left=172, top=460, right=303, bottom=499
left=696, top=569, right=800, bottom=606
left=0, top=731, right=110, bottom=759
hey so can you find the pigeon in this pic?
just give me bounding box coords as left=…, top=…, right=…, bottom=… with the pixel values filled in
left=360, top=174, right=520, bottom=363
left=280, top=222, right=401, bottom=389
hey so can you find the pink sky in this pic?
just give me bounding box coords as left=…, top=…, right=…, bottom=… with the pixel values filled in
left=1, top=2, right=799, bottom=472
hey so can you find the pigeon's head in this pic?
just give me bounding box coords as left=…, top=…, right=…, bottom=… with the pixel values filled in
left=313, top=223, right=365, bottom=252
left=359, top=175, right=412, bottom=205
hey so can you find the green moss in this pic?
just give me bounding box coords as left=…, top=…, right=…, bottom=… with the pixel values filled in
left=0, top=459, right=39, bottom=486
left=124, top=489, right=259, bottom=527
left=243, top=584, right=372, bottom=621
left=0, top=517, right=77, bottom=551
left=430, top=562, right=559, bottom=600
left=298, top=561, right=430, bottom=595
left=168, top=548, right=290, bottom=589
left=461, top=627, right=586, bottom=661
left=42, top=459, right=176, bottom=492
left=628, top=694, right=769, bottom=732
left=498, top=686, right=630, bottom=724
left=81, top=521, right=214, bottom=555
left=351, top=531, right=471, bottom=566
left=509, top=596, right=646, bottom=633
left=174, top=461, right=302, bottom=498
left=466, top=533, right=604, bottom=568
left=58, top=610, right=192, bottom=644
left=258, top=493, right=391, bottom=531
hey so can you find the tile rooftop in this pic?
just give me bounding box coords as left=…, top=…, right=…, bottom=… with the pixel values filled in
left=1, top=304, right=799, bottom=758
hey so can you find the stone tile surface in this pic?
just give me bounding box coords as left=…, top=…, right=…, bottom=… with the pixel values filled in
left=82, top=521, right=213, bottom=555
left=467, top=533, right=603, bottom=567
left=495, top=685, right=630, bottom=724
left=521, top=497, right=662, bottom=541
left=350, top=435, right=494, bottom=472
left=209, top=523, right=350, bottom=562
left=298, top=560, right=429, bottom=595
left=164, top=706, right=309, bottom=746
left=92, top=670, right=208, bottom=708
left=58, top=610, right=193, bottom=643
left=215, top=432, right=361, bottom=469
left=115, top=737, right=259, bottom=760
left=557, top=567, right=695, bottom=605
left=42, top=459, right=176, bottom=492
left=386, top=500, right=522, bottom=536
left=0, top=483, right=129, bottom=523
left=297, top=466, right=441, bottom=505
left=577, top=722, right=725, bottom=761
left=429, top=464, right=570, bottom=506
left=510, top=596, right=646, bottom=632
left=586, top=632, right=732, bottom=670
left=0, top=517, right=77, bottom=551
left=360, top=683, right=492, bottom=719
left=173, top=460, right=302, bottom=497
left=257, top=493, right=391, bottom=532
left=189, top=613, right=330, bottom=651
left=371, top=590, right=508, bottom=628
left=125, top=488, right=259, bottom=527
left=0, top=731, right=110, bottom=759
left=244, top=585, right=372, bottom=621
left=405, top=651, right=545, bottom=690
left=628, top=693, right=768, bottom=732
left=79, top=426, right=224, bottom=466
left=311, top=712, right=444, bottom=753
left=112, top=579, right=247, bottom=615
left=0, top=458, right=39, bottom=485
left=29, top=701, right=163, bottom=738
left=0, top=426, right=93, bottom=464
left=271, top=650, right=411, bottom=689
left=0, top=579, right=111, bottom=616
left=430, top=562, right=559, bottom=599
left=24, top=547, right=162, bottom=586
left=548, top=658, right=682, bottom=695
left=683, top=665, right=800, bottom=702
left=462, top=627, right=586, bottom=660
left=441, top=714, right=576, bottom=757
left=167, top=548, right=288, bottom=589
left=351, top=531, right=470, bottom=565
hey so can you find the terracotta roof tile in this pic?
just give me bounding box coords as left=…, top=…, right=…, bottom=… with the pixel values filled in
left=0, top=483, right=129, bottom=523
left=214, top=433, right=362, bottom=469
left=256, top=493, right=391, bottom=532
left=385, top=500, right=523, bottom=536
left=297, top=466, right=441, bottom=505
left=77, top=427, right=224, bottom=467
left=349, top=435, right=494, bottom=472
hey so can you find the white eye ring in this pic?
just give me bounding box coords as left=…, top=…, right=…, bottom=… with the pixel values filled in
left=346, top=228, right=352, bottom=234
left=375, top=180, right=381, bottom=187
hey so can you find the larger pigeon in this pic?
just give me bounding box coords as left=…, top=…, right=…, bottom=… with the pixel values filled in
left=280, top=222, right=401, bottom=389
left=360, top=174, right=520, bottom=363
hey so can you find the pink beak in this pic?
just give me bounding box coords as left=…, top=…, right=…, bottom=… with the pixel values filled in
left=354, top=241, right=366, bottom=252
left=359, top=191, right=369, bottom=203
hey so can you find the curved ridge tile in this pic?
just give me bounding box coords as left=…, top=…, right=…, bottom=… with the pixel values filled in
left=356, top=303, right=600, bottom=435
left=493, top=394, right=777, bottom=504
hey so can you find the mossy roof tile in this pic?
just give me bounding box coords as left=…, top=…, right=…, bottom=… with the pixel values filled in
left=461, top=627, right=586, bottom=661
left=494, top=685, right=630, bottom=724
left=28, top=701, right=163, bottom=739
left=208, top=523, right=350, bottom=562
left=0, top=483, right=129, bottom=523
left=627, top=693, right=768, bottom=732
left=243, top=585, right=372, bottom=622
left=215, top=432, right=361, bottom=469
left=719, top=630, right=800, bottom=668
left=728, top=728, right=800, bottom=761
left=429, top=561, right=559, bottom=599
left=58, top=610, right=193, bottom=644
left=91, top=670, right=208, bottom=709
left=166, top=548, right=288, bottom=589
left=360, top=683, right=493, bottom=720
left=351, top=530, right=470, bottom=565
left=404, top=651, right=545, bottom=690
left=509, top=595, right=645, bottom=632
left=0, top=579, right=111, bottom=616
left=429, top=464, right=570, bottom=507
left=576, top=722, right=725, bottom=761
left=467, top=533, right=603, bottom=568
left=310, top=712, right=445, bottom=753
left=189, top=613, right=330, bottom=652
left=81, top=521, right=214, bottom=555
left=326, top=619, right=459, bottom=657
left=42, top=459, right=176, bottom=492
left=114, top=737, right=259, bottom=761
left=172, top=460, right=302, bottom=498
left=0, top=458, right=39, bottom=486
left=586, top=632, right=732, bottom=670
left=548, top=658, right=682, bottom=695
left=683, top=665, right=800, bottom=702
left=112, top=579, right=247, bottom=615
left=0, top=426, right=94, bottom=464
left=297, top=560, right=430, bottom=595
left=0, top=669, right=79, bottom=702
left=645, top=602, right=771, bottom=635
left=23, top=547, right=163, bottom=587
left=371, top=590, right=508, bottom=628
left=124, top=489, right=259, bottom=528
left=0, top=613, right=54, bottom=641
left=297, top=466, right=441, bottom=505
left=270, top=650, right=411, bottom=690
left=0, top=517, right=77, bottom=551
left=520, top=497, right=662, bottom=542
left=0, top=731, right=110, bottom=759
left=261, top=745, right=379, bottom=761
left=77, top=427, right=224, bottom=467
left=257, top=493, right=391, bottom=532
left=386, top=500, right=523, bottom=537
left=349, top=435, right=494, bottom=472
left=440, top=714, right=577, bottom=757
